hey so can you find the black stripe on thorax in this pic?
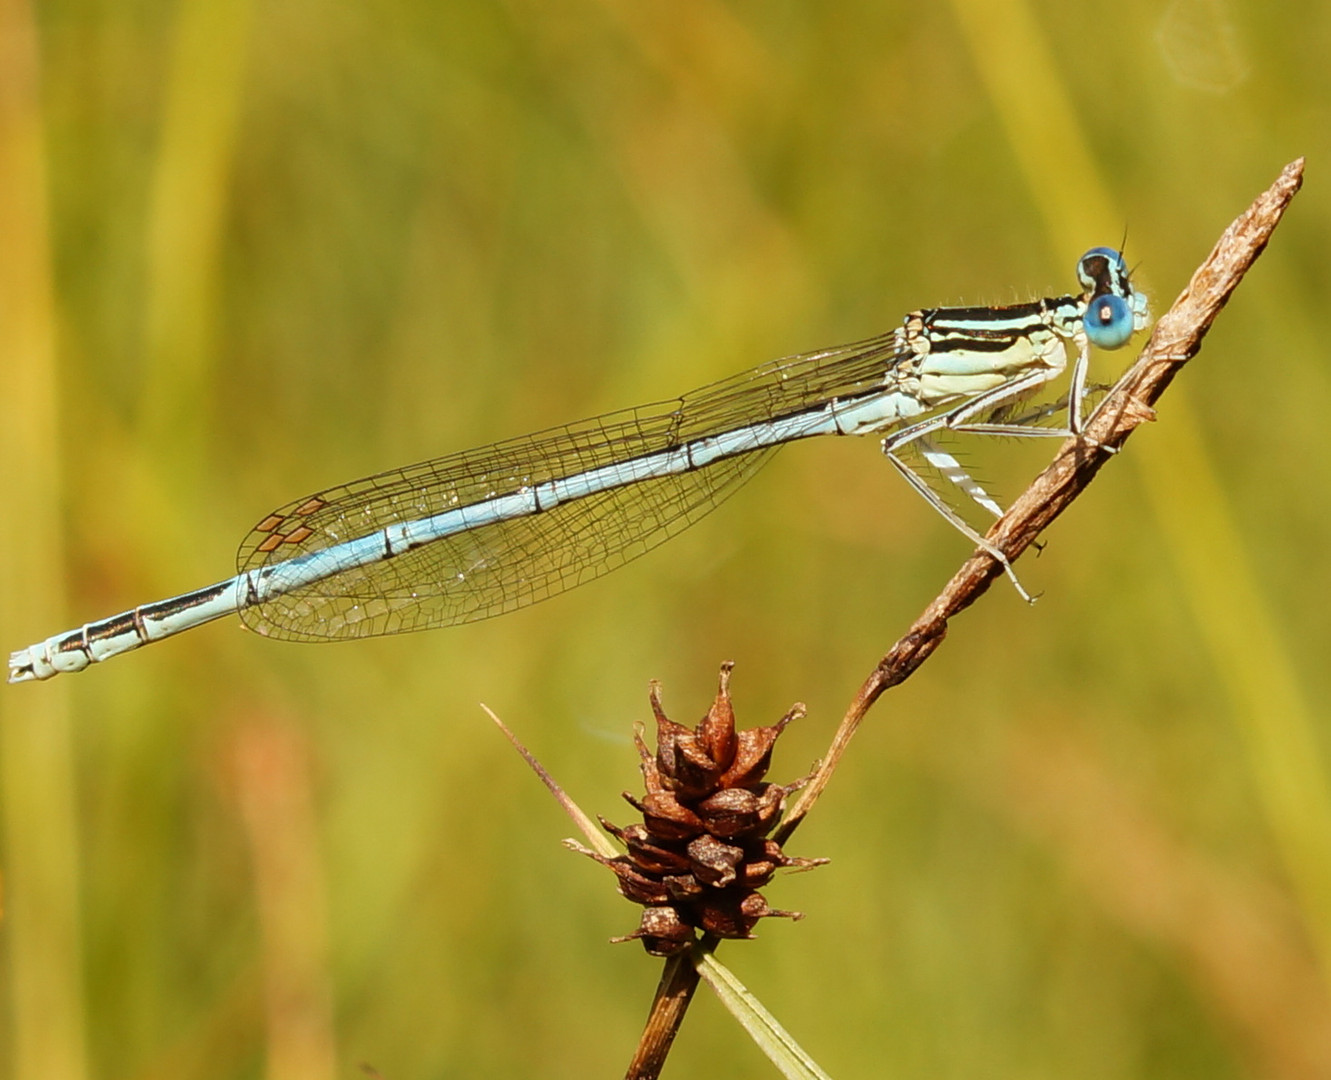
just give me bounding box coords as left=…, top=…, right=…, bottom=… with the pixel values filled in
left=916, top=293, right=1079, bottom=351
left=926, top=333, right=1039, bottom=353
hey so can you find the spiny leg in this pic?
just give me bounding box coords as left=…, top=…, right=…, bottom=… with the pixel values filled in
left=876, top=360, right=1108, bottom=598
left=916, top=438, right=1053, bottom=555
left=944, top=343, right=1118, bottom=455
left=917, top=440, right=1004, bottom=519
left=883, top=441, right=1035, bottom=601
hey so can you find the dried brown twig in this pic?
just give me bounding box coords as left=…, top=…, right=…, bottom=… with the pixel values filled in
left=624, top=157, right=1305, bottom=1079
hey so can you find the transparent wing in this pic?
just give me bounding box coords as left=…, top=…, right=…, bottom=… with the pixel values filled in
left=237, top=331, right=901, bottom=641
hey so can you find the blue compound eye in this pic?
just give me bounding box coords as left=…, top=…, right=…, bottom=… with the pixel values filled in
left=1084, top=292, right=1134, bottom=349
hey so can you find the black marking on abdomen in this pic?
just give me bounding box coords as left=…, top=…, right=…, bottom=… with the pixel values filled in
left=140, top=581, right=233, bottom=621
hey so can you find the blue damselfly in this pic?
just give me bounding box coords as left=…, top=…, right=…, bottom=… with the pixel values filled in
left=9, top=248, right=1147, bottom=682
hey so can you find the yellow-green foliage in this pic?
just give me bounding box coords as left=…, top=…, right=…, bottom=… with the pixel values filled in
left=2, top=1, right=1329, bottom=1077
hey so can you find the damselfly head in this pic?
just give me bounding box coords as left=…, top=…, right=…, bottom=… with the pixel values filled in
left=1076, top=246, right=1148, bottom=350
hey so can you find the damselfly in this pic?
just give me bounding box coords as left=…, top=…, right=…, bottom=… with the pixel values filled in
left=8, top=248, right=1148, bottom=683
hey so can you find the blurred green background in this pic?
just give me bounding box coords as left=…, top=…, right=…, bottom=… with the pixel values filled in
left=2, top=0, right=1330, bottom=1077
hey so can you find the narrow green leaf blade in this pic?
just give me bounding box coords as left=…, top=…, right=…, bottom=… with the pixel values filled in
left=692, top=948, right=834, bottom=1080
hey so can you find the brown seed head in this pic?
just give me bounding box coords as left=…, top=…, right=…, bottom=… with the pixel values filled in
left=596, top=664, right=824, bottom=955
